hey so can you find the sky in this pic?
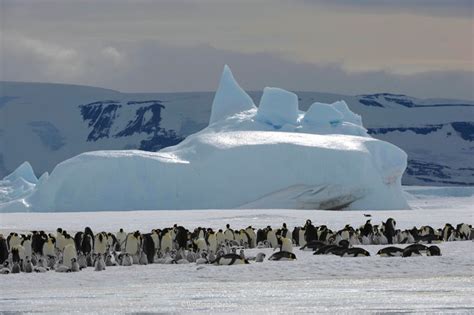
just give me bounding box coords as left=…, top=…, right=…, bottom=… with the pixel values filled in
left=0, top=0, right=473, bottom=99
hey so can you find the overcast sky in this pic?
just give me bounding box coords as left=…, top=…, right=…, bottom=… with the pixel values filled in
left=1, top=0, right=473, bottom=99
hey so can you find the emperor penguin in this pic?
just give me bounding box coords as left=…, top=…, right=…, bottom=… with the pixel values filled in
left=0, top=235, right=9, bottom=264
left=268, top=251, right=297, bottom=261
left=21, top=236, right=33, bottom=259
left=160, top=230, right=173, bottom=254
left=56, top=229, right=67, bottom=251
left=0, top=261, right=11, bottom=274
left=121, top=253, right=133, bottom=266
left=8, top=233, right=22, bottom=250
left=214, top=252, right=249, bottom=265
left=224, top=224, right=234, bottom=241
left=280, top=237, right=293, bottom=253
left=298, top=227, right=307, bottom=247
left=125, top=232, right=140, bottom=256
left=94, top=233, right=107, bottom=255
left=94, top=254, right=106, bottom=271
left=195, top=238, right=208, bottom=252
left=377, top=246, right=404, bottom=257
left=207, top=231, right=218, bottom=253
left=142, top=234, right=155, bottom=264
left=151, top=229, right=160, bottom=252
left=255, top=252, right=266, bottom=262
left=116, top=228, right=127, bottom=251
left=245, top=227, right=257, bottom=248
left=266, top=228, right=278, bottom=249
left=71, top=258, right=80, bottom=272
left=216, top=229, right=225, bottom=246
left=63, top=244, right=77, bottom=268
left=456, top=223, right=471, bottom=240
left=11, top=261, right=21, bottom=273
left=24, top=258, right=33, bottom=273
left=43, top=237, right=56, bottom=257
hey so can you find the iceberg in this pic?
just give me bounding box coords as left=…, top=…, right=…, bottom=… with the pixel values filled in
left=0, top=66, right=409, bottom=212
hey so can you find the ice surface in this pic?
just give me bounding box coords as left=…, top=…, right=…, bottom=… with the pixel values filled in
left=0, top=66, right=409, bottom=212
left=303, top=102, right=343, bottom=126
left=332, top=100, right=363, bottom=126
left=256, top=87, right=299, bottom=128
left=209, top=65, right=256, bottom=125
left=0, top=192, right=472, bottom=313
left=3, top=161, right=37, bottom=184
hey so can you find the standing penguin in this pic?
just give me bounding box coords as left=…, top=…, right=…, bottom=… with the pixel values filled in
left=94, top=233, right=107, bottom=255
left=0, top=235, right=8, bottom=264
left=142, top=234, right=155, bottom=264
left=224, top=224, right=234, bottom=241
left=383, top=218, right=397, bottom=244
left=266, top=228, right=278, bottom=249
left=160, top=230, right=173, bottom=254
left=116, top=228, right=127, bottom=251
left=63, top=244, right=77, bottom=268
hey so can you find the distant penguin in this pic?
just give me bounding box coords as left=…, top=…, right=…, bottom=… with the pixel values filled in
left=55, top=265, right=71, bottom=273
left=224, top=224, right=234, bottom=241
left=207, top=231, right=218, bottom=253
left=8, top=233, right=22, bottom=250
left=22, top=236, right=32, bottom=259
left=43, top=238, right=56, bottom=257
left=160, top=230, right=173, bottom=254
left=121, top=253, right=133, bottom=266
left=255, top=252, right=266, bottom=262
left=105, top=254, right=118, bottom=266
left=0, top=235, right=9, bottom=264
left=77, top=253, right=87, bottom=269
left=195, top=238, right=208, bottom=252
left=280, top=237, right=293, bottom=253
left=125, top=232, right=141, bottom=256
left=94, top=233, right=107, bottom=254
left=377, top=246, right=404, bottom=257
left=142, top=234, right=155, bottom=264
left=196, top=252, right=209, bottom=265
left=268, top=251, right=296, bottom=261
left=245, top=227, right=257, bottom=248
left=216, top=230, right=225, bottom=246
left=456, top=223, right=471, bottom=240
left=298, top=228, right=306, bottom=247
left=427, top=245, right=441, bottom=256
left=214, top=253, right=248, bottom=265
left=0, top=261, right=11, bottom=274
left=24, top=258, right=33, bottom=273
left=63, top=244, right=77, bottom=268
left=94, top=254, right=106, bottom=271
left=403, top=244, right=428, bottom=257
left=341, top=247, right=370, bottom=257
left=11, top=261, right=21, bottom=274
left=266, top=229, right=278, bottom=249
left=71, top=258, right=80, bottom=272
left=383, top=218, right=397, bottom=244
left=116, top=228, right=127, bottom=251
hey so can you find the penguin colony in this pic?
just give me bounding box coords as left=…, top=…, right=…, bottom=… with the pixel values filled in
left=0, top=219, right=471, bottom=274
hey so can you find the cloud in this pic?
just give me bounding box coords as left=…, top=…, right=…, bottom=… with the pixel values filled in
left=302, top=0, right=474, bottom=18
left=1, top=34, right=472, bottom=100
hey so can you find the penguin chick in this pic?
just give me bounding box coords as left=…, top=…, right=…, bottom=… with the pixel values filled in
left=94, top=254, right=106, bottom=271
left=255, top=252, right=266, bottom=263
left=71, top=258, right=80, bottom=272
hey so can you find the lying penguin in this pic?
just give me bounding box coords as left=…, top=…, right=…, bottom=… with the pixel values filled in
left=269, top=237, right=297, bottom=261
left=377, top=246, right=404, bottom=257
left=213, top=252, right=249, bottom=265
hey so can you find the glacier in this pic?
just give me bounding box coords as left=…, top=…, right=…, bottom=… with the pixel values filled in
left=0, top=66, right=409, bottom=212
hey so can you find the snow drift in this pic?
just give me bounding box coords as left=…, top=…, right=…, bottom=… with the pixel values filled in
left=0, top=66, right=409, bottom=212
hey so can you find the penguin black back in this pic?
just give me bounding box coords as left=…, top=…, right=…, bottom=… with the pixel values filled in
left=0, top=236, right=8, bottom=264
left=142, top=234, right=155, bottom=264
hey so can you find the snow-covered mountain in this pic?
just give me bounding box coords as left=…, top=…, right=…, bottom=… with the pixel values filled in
left=1, top=80, right=473, bottom=186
